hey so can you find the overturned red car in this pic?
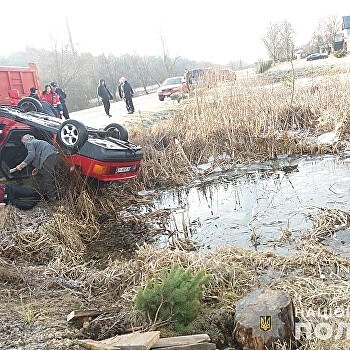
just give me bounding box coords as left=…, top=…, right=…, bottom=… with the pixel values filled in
left=0, top=106, right=143, bottom=184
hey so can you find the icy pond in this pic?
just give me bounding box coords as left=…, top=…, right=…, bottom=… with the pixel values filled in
left=149, top=153, right=350, bottom=255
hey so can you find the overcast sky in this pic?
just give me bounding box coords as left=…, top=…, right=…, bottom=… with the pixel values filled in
left=1, top=0, right=349, bottom=64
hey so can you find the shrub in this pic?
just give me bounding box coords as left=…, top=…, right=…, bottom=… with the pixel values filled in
left=255, top=59, right=273, bottom=73
left=333, top=49, right=347, bottom=58
left=135, top=265, right=209, bottom=332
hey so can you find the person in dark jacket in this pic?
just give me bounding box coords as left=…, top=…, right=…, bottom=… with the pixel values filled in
left=0, top=183, right=41, bottom=210
left=183, top=69, right=192, bottom=92
left=51, top=82, right=69, bottom=119
left=12, top=135, right=59, bottom=202
left=97, top=79, right=113, bottom=117
left=118, top=77, right=134, bottom=114
left=29, top=87, right=40, bottom=100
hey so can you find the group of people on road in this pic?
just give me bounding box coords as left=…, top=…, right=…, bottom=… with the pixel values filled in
left=29, top=82, right=69, bottom=119
left=97, top=69, right=195, bottom=117
left=97, top=77, right=135, bottom=117
left=1, top=134, right=60, bottom=210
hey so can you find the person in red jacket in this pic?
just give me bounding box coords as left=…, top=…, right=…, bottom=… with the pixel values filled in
left=41, top=85, right=63, bottom=118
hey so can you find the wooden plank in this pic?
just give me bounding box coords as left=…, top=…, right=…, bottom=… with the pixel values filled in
left=151, top=343, right=216, bottom=350
left=101, top=331, right=160, bottom=350
left=67, top=310, right=103, bottom=322
left=152, top=335, right=210, bottom=348
left=79, top=339, right=120, bottom=350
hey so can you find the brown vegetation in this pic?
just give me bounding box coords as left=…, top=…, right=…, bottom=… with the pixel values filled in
left=132, top=74, right=350, bottom=188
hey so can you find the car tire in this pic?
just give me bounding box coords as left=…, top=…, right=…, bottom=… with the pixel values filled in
left=57, top=120, right=88, bottom=153
left=17, top=97, right=44, bottom=113
left=159, top=96, right=165, bottom=101
left=104, top=123, right=128, bottom=141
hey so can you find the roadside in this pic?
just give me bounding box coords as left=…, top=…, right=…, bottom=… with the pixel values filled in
left=70, top=92, right=189, bottom=130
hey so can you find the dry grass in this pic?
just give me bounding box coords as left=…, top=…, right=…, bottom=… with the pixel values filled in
left=2, top=198, right=350, bottom=348
left=131, top=74, right=350, bottom=188
left=2, top=70, right=350, bottom=349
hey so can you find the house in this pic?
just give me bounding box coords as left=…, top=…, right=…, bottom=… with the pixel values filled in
left=342, top=15, right=350, bottom=52
left=334, top=32, right=345, bottom=52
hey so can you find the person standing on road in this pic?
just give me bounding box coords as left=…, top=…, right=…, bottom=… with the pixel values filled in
left=29, top=86, right=57, bottom=117
left=51, top=82, right=69, bottom=119
left=118, top=77, right=135, bottom=114
left=183, top=69, right=192, bottom=92
left=29, top=87, right=40, bottom=100
left=41, top=85, right=63, bottom=118
left=12, top=135, right=59, bottom=202
left=97, top=79, right=113, bottom=117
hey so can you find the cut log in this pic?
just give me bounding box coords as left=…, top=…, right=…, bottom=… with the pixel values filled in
left=152, top=343, right=215, bottom=350
left=233, top=288, right=295, bottom=350
left=67, top=310, right=104, bottom=322
left=79, top=332, right=160, bottom=350
left=79, top=339, right=120, bottom=350
left=152, top=334, right=211, bottom=348
left=101, top=331, right=160, bottom=350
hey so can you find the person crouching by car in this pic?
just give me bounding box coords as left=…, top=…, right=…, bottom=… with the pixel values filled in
left=12, top=135, right=59, bottom=202
left=0, top=183, right=41, bottom=210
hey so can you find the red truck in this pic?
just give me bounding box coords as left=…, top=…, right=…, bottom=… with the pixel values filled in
left=0, top=63, right=41, bottom=106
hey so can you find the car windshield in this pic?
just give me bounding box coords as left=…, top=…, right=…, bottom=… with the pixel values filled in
left=162, top=77, right=182, bottom=86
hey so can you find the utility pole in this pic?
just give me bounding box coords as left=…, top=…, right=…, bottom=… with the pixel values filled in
left=66, top=18, right=76, bottom=55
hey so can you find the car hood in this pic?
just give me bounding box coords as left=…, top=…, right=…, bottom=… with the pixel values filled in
left=158, top=83, right=182, bottom=92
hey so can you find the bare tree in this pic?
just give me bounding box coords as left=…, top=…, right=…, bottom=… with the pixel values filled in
left=303, top=31, right=324, bottom=55
left=315, top=15, right=342, bottom=52
left=128, top=55, right=153, bottom=94
left=262, top=21, right=295, bottom=63
left=160, top=33, right=180, bottom=77
left=280, top=20, right=295, bottom=60
left=262, top=23, right=281, bottom=63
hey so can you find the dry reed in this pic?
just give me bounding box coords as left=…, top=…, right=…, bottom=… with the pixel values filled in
left=131, top=73, right=350, bottom=188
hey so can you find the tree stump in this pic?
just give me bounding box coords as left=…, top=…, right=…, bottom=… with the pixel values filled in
left=233, top=288, right=295, bottom=350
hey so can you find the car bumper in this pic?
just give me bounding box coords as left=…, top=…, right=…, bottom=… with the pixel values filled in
left=64, top=154, right=141, bottom=181
left=158, top=89, right=180, bottom=98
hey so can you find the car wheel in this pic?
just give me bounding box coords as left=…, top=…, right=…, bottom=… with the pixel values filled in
left=104, top=123, right=128, bottom=141
left=159, top=96, right=164, bottom=101
left=17, top=97, right=44, bottom=113
left=57, top=120, right=88, bottom=153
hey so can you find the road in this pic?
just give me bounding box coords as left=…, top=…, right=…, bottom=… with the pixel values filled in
left=69, top=91, right=181, bottom=130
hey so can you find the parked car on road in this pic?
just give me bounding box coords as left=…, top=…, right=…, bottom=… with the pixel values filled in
left=157, top=77, right=188, bottom=101
left=0, top=106, right=143, bottom=184
left=306, top=53, right=328, bottom=61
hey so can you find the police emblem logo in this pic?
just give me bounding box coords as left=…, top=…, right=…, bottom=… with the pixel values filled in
left=260, top=316, right=272, bottom=331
